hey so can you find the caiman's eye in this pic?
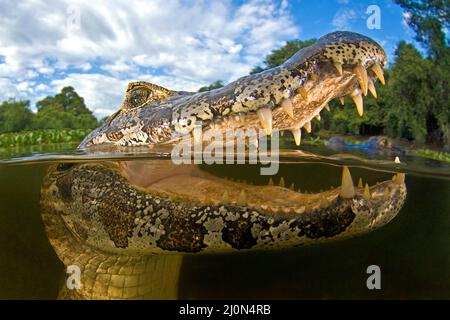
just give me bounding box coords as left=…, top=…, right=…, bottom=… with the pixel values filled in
left=126, top=87, right=153, bottom=109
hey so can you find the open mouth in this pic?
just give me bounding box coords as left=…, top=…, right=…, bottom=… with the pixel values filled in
left=120, top=160, right=404, bottom=216
left=79, top=32, right=386, bottom=148
left=202, top=54, right=385, bottom=147
left=42, top=158, right=406, bottom=254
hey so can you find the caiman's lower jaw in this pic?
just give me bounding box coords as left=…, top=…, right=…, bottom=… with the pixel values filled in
left=121, top=161, right=405, bottom=217
left=43, top=160, right=406, bottom=254
left=205, top=61, right=384, bottom=146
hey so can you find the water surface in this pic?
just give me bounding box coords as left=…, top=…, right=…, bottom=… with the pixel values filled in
left=0, top=141, right=448, bottom=299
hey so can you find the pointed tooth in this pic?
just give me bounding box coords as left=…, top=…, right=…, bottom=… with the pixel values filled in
left=222, top=191, right=229, bottom=202
left=294, top=206, right=305, bottom=214
left=280, top=130, right=284, bottom=136
left=304, top=121, right=312, bottom=133
left=363, top=183, right=371, bottom=200
left=371, top=63, right=385, bottom=85
left=358, top=177, right=363, bottom=188
left=278, top=177, right=285, bottom=188
left=334, top=62, right=343, bottom=76
left=324, top=104, right=331, bottom=111
left=354, top=64, right=368, bottom=96
left=368, top=78, right=377, bottom=98
left=257, top=107, right=272, bottom=135
left=340, top=166, right=355, bottom=198
left=315, top=114, right=321, bottom=121
left=238, top=190, right=246, bottom=204
left=260, top=204, right=269, bottom=210
left=320, top=197, right=330, bottom=208
left=282, top=207, right=291, bottom=214
left=289, top=183, right=295, bottom=191
left=350, top=89, right=364, bottom=117
left=291, top=127, right=301, bottom=146
left=281, top=98, right=294, bottom=119
left=192, top=128, right=201, bottom=144
left=270, top=206, right=279, bottom=212
left=311, top=73, right=318, bottom=81
left=394, top=156, right=401, bottom=164
left=339, top=97, right=345, bottom=106
left=394, top=173, right=405, bottom=185
left=297, top=87, right=308, bottom=100
left=268, top=178, right=274, bottom=186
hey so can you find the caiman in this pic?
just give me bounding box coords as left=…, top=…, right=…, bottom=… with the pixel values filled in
left=40, top=31, right=406, bottom=299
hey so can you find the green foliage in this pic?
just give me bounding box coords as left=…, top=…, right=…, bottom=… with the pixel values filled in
left=0, top=100, right=34, bottom=133
left=198, top=80, right=224, bottom=92
left=0, top=129, right=92, bottom=147
left=387, top=1, right=448, bottom=148
left=266, top=39, right=317, bottom=68
left=249, top=66, right=266, bottom=75
left=413, top=149, right=450, bottom=163
left=394, top=0, right=449, bottom=59
left=250, top=39, right=317, bottom=74
left=31, top=86, right=98, bottom=130
left=383, top=42, right=431, bottom=143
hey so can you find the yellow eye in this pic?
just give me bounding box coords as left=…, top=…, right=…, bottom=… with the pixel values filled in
left=126, top=87, right=153, bottom=109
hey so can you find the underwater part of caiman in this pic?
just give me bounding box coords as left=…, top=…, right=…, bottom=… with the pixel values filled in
left=40, top=31, right=407, bottom=299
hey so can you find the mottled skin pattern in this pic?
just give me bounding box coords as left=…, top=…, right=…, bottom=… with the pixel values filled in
left=40, top=32, right=407, bottom=299
left=79, top=32, right=386, bottom=147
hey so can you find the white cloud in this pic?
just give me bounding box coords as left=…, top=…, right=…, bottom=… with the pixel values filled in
left=0, top=0, right=299, bottom=117
left=331, top=8, right=357, bottom=30
left=51, top=74, right=129, bottom=118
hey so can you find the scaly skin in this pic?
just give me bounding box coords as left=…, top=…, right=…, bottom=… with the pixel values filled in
left=40, top=31, right=406, bottom=299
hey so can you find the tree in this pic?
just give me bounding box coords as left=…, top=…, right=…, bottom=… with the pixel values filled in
left=32, top=86, right=98, bottom=130
left=0, top=99, right=33, bottom=133
left=395, top=0, right=449, bottom=59
left=394, top=1, right=450, bottom=147
left=250, top=39, right=317, bottom=74
left=384, top=43, right=428, bottom=141
left=198, top=80, right=224, bottom=92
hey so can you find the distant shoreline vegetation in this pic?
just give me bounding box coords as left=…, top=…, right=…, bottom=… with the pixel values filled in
left=0, top=129, right=92, bottom=147
left=0, top=1, right=448, bottom=153
left=0, top=86, right=100, bottom=147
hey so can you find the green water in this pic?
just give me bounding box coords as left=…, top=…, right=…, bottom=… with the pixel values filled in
left=0, top=143, right=449, bottom=299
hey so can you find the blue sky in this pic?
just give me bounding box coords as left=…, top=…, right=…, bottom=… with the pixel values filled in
left=289, top=0, right=417, bottom=60
left=0, top=0, right=419, bottom=118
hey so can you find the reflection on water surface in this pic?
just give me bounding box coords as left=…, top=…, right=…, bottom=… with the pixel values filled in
left=0, top=143, right=448, bottom=299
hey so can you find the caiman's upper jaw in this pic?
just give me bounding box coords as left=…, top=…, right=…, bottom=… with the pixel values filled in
left=79, top=31, right=387, bottom=149
left=205, top=31, right=387, bottom=144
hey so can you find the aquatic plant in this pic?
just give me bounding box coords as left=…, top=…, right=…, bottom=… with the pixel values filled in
left=413, top=149, right=450, bottom=163
left=0, top=129, right=92, bottom=147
